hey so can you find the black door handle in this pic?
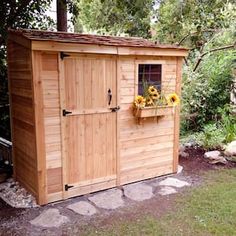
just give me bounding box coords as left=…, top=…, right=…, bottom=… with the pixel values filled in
left=108, top=89, right=112, bottom=105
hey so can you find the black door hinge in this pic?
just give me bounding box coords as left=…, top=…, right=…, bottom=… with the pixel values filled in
left=62, top=109, right=72, bottom=116
left=60, top=52, right=70, bottom=60
left=110, top=106, right=120, bottom=112
left=65, top=184, right=74, bottom=191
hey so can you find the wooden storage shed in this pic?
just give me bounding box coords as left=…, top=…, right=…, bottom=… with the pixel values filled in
left=7, top=29, right=188, bottom=205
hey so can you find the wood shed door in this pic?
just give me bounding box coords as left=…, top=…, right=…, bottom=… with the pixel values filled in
left=60, top=54, right=118, bottom=198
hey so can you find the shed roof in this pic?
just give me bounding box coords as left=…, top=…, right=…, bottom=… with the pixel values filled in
left=9, top=29, right=187, bottom=51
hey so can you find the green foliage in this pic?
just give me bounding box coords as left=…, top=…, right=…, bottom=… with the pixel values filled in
left=218, top=105, right=236, bottom=143
left=195, top=123, right=225, bottom=150
left=74, top=0, right=154, bottom=38
left=73, top=169, right=236, bottom=236
left=0, top=0, right=54, bottom=140
left=0, top=1, right=54, bottom=43
left=184, top=105, right=236, bottom=149
left=181, top=47, right=235, bottom=133
left=154, top=0, right=235, bottom=46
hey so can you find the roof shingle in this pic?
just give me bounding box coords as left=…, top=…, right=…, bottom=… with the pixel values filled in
left=9, top=29, right=187, bottom=50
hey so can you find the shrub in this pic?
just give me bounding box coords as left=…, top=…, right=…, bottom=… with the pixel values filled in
left=195, top=123, right=225, bottom=150
left=218, top=105, right=236, bottom=143
left=181, top=50, right=235, bottom=134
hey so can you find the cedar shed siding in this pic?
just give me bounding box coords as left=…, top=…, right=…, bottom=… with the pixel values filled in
left=7, top=29, right=187, bottom=205
left=7, top=40, right=39, bottom=197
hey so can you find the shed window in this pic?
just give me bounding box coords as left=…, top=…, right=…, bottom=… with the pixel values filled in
left=138, top=64, right=162, bottom=95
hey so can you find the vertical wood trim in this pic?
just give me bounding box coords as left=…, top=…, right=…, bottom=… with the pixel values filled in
left=58, top=53, right=67, bottom=199
left=32, top=51, right=47, bottom=204
left=116, top=57, right=121, bottom=185
left=134, top=60, right=139, bottom=96
left=7, top=41, right=16, bottom=179
left=173, top=57, right=183, bottom=172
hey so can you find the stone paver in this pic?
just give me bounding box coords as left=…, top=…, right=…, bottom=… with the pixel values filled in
left=158, top=186, right=177, bottom=196
left=123, top=182, right=153, bottom=201
left=159, top=177, right=190, bottom=188
left=88, top=189, right=124, bottom=210
left=30, top=209, right=69, bottom=228
left=67, top=201, right=97, bottom=216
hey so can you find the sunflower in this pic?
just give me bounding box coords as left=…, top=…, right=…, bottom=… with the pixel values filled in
left=148, top=86, right=157, bottom=95
left=166, top=93, right=180, bottom=106
left=151, top=92, right=160, bottom=100
left=146, top=97, right=154, bottom=106
left=134, top=95, right=146, bottom=108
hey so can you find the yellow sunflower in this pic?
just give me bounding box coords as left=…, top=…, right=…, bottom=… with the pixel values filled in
left=146, top=97, right=154, bottom=106
left=151, top=92, right=160, bottom=100
left=148, top=86, right=157, bottom=95
left=166, top=93, right=180, bottom=106
left=134, top=95, right=146, bottom=108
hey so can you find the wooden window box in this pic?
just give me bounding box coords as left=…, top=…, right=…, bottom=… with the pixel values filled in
left=133, top=106, right=175, bottom=124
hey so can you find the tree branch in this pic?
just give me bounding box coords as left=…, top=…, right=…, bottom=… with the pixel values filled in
left=193, top=43, right=235, bottom=72
left=177, top=29, right=223, bottom=46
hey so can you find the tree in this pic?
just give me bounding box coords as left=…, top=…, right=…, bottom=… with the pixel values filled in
left=153, top=0, right=236, bottom=132
left=74, top=0, right=154, bottom=38
left=0, top=0, right=54, bottom=139
left=153, top=0, right=235, bottom=70
left=57, top=0, right=68, bottom=31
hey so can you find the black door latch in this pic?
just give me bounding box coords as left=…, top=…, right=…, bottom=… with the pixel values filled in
left=62, top=109, right=72, bottom=116
left=110, top=106, right=120, bottom=112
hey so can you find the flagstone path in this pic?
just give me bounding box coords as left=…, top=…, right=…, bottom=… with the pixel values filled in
left=29, top=165, right=192, bottom=228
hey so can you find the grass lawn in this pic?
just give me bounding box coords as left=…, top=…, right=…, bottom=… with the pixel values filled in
left=81, top=169, right=236, bottom=236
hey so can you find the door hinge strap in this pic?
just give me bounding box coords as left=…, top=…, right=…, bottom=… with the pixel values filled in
left=62, top=109, right=72, bottom=116
left=65, top=184, right=74, bottom=191
left=60, top=52, right=70, bottom=60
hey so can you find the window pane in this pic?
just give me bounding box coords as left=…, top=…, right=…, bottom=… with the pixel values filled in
left=138, top=64, right=162, bottom=95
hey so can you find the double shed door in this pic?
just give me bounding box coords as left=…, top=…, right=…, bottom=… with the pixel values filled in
left=60, top=54, right=118, bottom=198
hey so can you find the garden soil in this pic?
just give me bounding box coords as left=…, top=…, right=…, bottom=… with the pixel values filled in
left=0, top=147, right=235, bottom=236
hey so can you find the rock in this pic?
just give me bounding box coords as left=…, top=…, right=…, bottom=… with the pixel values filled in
left=179, top=145, right=189, bottom=158
left=179, top=145, right=186, bottom=153
left=123, top=183, right=153, bottom=201
left=30, top=209, right=69, bottom=228
left=226, top=156, right=236, bottom=163
left=159, top=177, right=190, bottom=188
left=177, top=165, right=183, bottom=174
left=204, top=150, right=227, bottom=164
left=204, top=150, right=221, bottom=159
left=179, top=151, right=189, bottom=158
left=0, top=179, right=38, bottom=208
left=158, top=186, right=177, bottom=196
left=67, top=201, right=97, bottom=216
left=209, top=156, right=227, bottom=164
left=224, top=140, right=236, bottom=156
left=88, top=189, right=124, bottom=210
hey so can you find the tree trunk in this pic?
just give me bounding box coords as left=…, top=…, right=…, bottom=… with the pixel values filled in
left=57, top=0, right=67, bottom=32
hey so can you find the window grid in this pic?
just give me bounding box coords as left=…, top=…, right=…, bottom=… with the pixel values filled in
left=138, top=64, right=162, bottom=95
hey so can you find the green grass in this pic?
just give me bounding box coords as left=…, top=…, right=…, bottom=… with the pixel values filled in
left=80, top=169, right=236, bottom=236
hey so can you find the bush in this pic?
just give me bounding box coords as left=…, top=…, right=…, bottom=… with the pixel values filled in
left=218, top=105, right=236, bottom=143
left=195, top=123, right=225, bottom=150
left=181, top=50, right=235, bottom=134
left=188, top=105, right=236, bottom=150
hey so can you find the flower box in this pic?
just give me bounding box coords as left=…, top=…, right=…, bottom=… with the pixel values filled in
left=133, top=106, right=175, bottom=124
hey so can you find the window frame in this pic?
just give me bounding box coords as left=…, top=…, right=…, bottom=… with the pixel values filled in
left=135, top=60, right=165, bottom=97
